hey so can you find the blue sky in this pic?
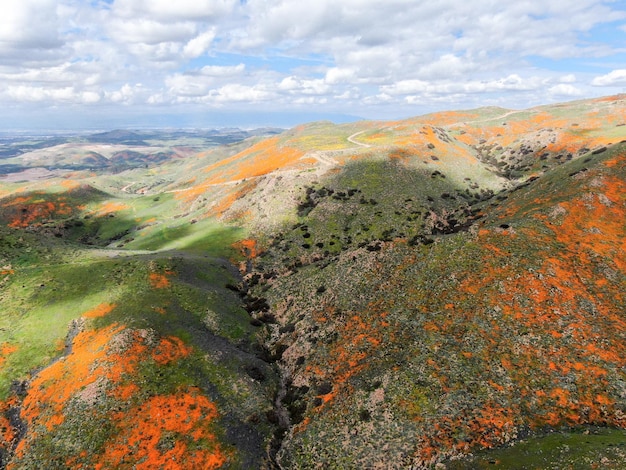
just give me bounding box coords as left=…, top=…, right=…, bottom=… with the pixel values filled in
left=1, top=0, right=626, bottom=130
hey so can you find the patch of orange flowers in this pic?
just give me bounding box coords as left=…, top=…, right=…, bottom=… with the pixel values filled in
left=18, top=323, right=126, bottom=434
left=0, top=396, right=19, bottom=456
left=95, top=201, right=129, bottom=216
left=83, top=303, right=116, bottom=318
left=303, top=306, right=388, bottom=415
left=0, top=343, right=18, bottom=367
left=202, top=137, right=304, bottom=184
left=151, top=336, right=192, bottom=365
left=7, top=200, right=74, bottom=228
left=232, top=238, right=260, bottom=258
left=149, top=270, right=175, bottom=289
left=95, top=388, right=227, bottom=470
left=14, top=322, right=196, bottom=464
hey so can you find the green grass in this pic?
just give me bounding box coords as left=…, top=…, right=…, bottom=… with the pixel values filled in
left=0, top=219, right=248, bottom=399
left=0, top=160, right=251, bottom=399
left=124, top=216, right=243, bottom=255
left=449, top=428, right=626, bottom=469
left=281, top=121, right=359, bottom=151
left=0, top=255, right=143, bottom=398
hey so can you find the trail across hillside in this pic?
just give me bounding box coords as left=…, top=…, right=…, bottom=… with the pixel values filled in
left=165, top=133, right=373, bottom=194
left=447, top=108, right=536, bottom=128
left=347, top=130, right=371, bottom=147
left=306, top=151, right=338, bottom=167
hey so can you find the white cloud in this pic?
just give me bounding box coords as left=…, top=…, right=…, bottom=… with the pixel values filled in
left=3, top=85, right=97, bottom=103
left=107, top=18, right=197, bottom=46
left=165, top=75, right=208, bottom=97
left=325, top=67, right=356, bottom=84
left=207, top=83, right=274, bottom=104
left=0, top=0, right=61, bottom=46
left=106, top=84, right=143, bottom=104
left=0, top=62, right=105, bottom=90
left=381, top=74, right=547, bottom=96
left=224, top=0, right=626, bottom=115
left=278, top=76, right=330, bottom=95
left=591, top=69, right=626, bottom=86
left=183, top=30, right=216, bottom=58
left=0, top=0, right=64, bottom=63
left=334, top=88, right=361, bottom=100
left=548, top=84, right=583, bottom=97
left=237, top=0, right=625, bottom=66
left=1, top=0, right=626, bottom=125
left=81, top=91, right=102, bottom=104
left=104, top=1, right=235, bottom=65
left=381, top=80, right=429, bottom=95
left=417, top=54, right=476, bottom=80
left=111, top=0, right=237, bottom=21
left=293, top=96, right=328, bottom=105
left=165, top=64, right=246, bottom=97
left=199, top=64, right=246, bottom=77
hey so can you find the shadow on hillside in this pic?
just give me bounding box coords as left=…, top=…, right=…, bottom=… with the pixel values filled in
left=0, top=185, right=111, bottom=233
left=2, top=234, right=276, bottom=468
left=118, top=217, right=244, bottom=256
left=263, top=158, right=491, bottom=264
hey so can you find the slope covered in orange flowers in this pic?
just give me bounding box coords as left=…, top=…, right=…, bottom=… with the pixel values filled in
left=238, top=96, right=626, bottom=468
left=4, top=287, right=225, bottom=469
left=181, top=96, right=625, bottom=230
left=1, top=95, right=626, bottom=469
left=0, top=239, right=278, bottom=468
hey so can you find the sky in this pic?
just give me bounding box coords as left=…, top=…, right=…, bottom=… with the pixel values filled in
left=1, top=0, right=626, bottom=130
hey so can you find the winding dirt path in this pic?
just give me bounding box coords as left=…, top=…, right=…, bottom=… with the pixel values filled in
left=305, top=151, right=338, bottom=167
left=347, top=130, right=371, bottom=148
left=446, top=108, right=536, bottom=128
left=165, top=130, right=375, bottom=195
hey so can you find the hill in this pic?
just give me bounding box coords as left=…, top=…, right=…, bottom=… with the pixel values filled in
left=0, top=95, right=625, bottom=468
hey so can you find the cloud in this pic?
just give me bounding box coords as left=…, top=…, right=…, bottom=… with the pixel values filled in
left=591, top=69, right=626, bottom=86
left=237, top=0, right=625, bottom=64
left=324, top=67, right=356, bottom=85
left=106, top=83, right=144, bottom=104
left=111, top=0, right=237, bottom=21
left=183, top=30, right=216, bottom=58
left=3, top=85, right=101, bottom=104
left=548, top=84, right=583, bottom=97
left=108, top=18, right=197, bottom=46
left=165, top=64, right=246, bottom=97
left=416, top=54, right=476, bottom=80
left=1, top=0, right=626, bottom=126
left=207, top=83, right=275, bottom=104
left=381, top=80, right=429, bottom=95
left=279, top=76, right=330, bottom=95
left=223, top=0, right=626, bottom=115
left=199, top=64, right=246, bottom=77
left=104, top=1, right=235, bottom=65
left=0, top=0, right=61, bottom=46
left=0, top=0, right=64, bottom=62
left=381, top=74, right=547, bottom=96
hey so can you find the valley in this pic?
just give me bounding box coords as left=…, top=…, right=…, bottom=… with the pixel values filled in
left=0, top=95, right=625, bottom=468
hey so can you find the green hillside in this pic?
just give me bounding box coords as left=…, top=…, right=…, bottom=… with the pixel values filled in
left=0, top=96, right=625, bottom=468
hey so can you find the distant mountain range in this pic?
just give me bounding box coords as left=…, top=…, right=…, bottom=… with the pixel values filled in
left=0, top=127, right=284, bottom=168
left=0, top=95, right=625, bottom=469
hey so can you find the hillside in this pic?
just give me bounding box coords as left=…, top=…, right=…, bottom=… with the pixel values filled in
left=0, top=95, right=625, bottom=468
